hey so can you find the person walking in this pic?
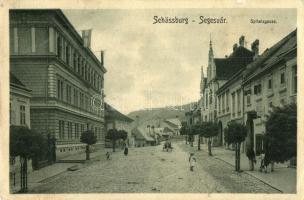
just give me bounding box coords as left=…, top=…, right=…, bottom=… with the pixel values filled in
left=246, top=148, right=256, bottom=171
left=124, top=144, right=129, bottom=156
left=106, top=152, right=111, bottom=160
left=189, top=153, right=196, bottom=172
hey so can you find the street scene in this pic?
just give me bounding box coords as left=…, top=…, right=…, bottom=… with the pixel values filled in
left=8, top=8, right=297, bottom=194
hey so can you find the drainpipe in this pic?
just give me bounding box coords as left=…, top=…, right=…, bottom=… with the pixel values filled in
left=242, top=82, right=245, bottom=153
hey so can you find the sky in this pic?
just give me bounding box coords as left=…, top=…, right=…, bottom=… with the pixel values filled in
left=63, top=9, right=296, bottom=114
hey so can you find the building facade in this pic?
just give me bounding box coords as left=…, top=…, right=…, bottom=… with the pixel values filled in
left=242, top=30, right=297, bottom=155
left=10, top=10, right=107, bottom=159
left=200, top=36, right=254, bottom=146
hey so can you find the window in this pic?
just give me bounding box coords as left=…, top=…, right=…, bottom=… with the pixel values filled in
left=73, top=88, right=79, bottom=107
left=237, top=90, right=241, bottom=114
left=231, top=92, right=235, bottom=116
left=292, top=65, right=297, bottom=94
left=67, top=122, right=72, bottom=139
left=78, top=56, right=81, bottom=74
left=57, top=79, right=64, bottom=100
left=218, top=96, right=221, bottom=114
left=81, top=124, right=85, bottom=133
left=66, top=84, right=72, bottom=104
left=18, top=27, right=31, bottom=54
left=59, top=120, right=65, bottom=139
left=57, top=36, right=62, bottom=59
left=75, top=123, right=79, bottom=138
left=80, top=92, right=84, bottom=108
left=66, top=45, right=70, bottom=65
left=20, top=105, right=26, bottom=125
left=226, top=91, right=229, bottom=112
left=222, top=93, right=225, bottom=113
left=280, top=72, right=285, bottom=84
left=73, top=52, right=77, bottom=71
left=84, top=65, right=87, bottom=80
left=268, top=79, right=272, bottom=89
left=81, top=63, right=84, bottom=77
left=209, top=90, right=213, bottom=105
left=246, top=95, right=251, bottom=106
left=254, top=84, right=262, bottom=95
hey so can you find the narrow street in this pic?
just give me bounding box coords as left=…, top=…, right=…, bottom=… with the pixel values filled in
left=29, top=141, right=280, bottom=193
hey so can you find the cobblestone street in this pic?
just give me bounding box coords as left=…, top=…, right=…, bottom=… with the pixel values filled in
left=29, top=141, right=280, bottom=193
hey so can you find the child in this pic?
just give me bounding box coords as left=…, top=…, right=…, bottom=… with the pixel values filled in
left=189, top=153, right=196, bottom=171
left=106, top=152, right=111, bottom=160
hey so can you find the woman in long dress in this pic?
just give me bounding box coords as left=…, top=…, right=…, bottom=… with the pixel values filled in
left=124, top=144, right=129, bottom=156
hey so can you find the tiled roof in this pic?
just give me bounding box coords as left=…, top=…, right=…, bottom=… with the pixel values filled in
left=131, top=127, right=155, bottom=141
left=10, top=73, right=31, bottom=92
left=105, top=103, right=134, bottom=122
left=243, top=29, right=296, bottom=83
left=164, top=118, right=181, bottom=128
left=215, top=46, right=254, bottom=79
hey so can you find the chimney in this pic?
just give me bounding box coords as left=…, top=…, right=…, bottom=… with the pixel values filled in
left=251, top=39, right=259, bottom=58
left=100, top=50, right=104, bottom=66
left=233, top=43, right=238, bottom=52
left=239, top=35, right=245, bottom=47
left=81, top=29, right=92, bottom=48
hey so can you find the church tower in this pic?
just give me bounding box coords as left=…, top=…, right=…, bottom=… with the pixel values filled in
left=207, top=37, right=215, bottom=83
left=200, top=66, right=205, bottom=95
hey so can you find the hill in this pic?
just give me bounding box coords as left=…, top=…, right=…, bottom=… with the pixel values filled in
left=127, top=102, right=197, bottom=125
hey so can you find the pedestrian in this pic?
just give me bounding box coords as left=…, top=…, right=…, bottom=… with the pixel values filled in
left=259, top=151, right=265, bottom=172
left=189, top=153, right=196, bottom=172
left=106, top=151, right=111, bottom=160
left=246, top=148, right=256, bottom=171
left=263, top=151, right=271, bottom=173
left=124, top=144, right=129, bottom=156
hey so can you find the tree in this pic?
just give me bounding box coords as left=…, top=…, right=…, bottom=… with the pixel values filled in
left=200, top=122, right=218, bottom=156
left=10, top=125, right=47, bottom=193
left=224, top=121, right=247, bottom=172
left=119, top=130, right=128, bottom=142
left=192, top=123, right=203, bottom=150
left=80, top=130, right=97, bottom=160
left=106, top=129, right=121, bottom=152
left=187, top=126, right=195, bottom=147
left=180, top=122, right=189, bottom=144
left=265, top=103, right=297, bottom=166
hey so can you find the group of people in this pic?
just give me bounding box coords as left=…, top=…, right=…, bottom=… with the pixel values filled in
left=105, top=143, right=129, bottom=160
left=163, top=140, right=173, bottom=151
left=247, top=148, right=273, bottom=173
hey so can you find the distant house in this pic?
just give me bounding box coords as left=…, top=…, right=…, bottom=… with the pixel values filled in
left=105, top=103, right=134, bottom=147
left=161, top=127, right=174, bottom=139
left=131, top=126, right=156, bottom=147
left=164, top=118, right=182, bottom=135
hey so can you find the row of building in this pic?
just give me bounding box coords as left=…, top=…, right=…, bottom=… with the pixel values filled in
left=188, top=29, right=297, bottom=155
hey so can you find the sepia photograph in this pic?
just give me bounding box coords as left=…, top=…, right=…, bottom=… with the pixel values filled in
left=1, top=3, right=301, bottom=198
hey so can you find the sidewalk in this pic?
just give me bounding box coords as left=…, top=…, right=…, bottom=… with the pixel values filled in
left=10, top=147, right=114, bottom=193
left=198, top=144, right=296, bottom=193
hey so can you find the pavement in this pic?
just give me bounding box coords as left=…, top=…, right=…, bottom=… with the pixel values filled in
left=195, top=142, right=296, bottom=193
left=10, top=147, right=112, bottom=193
